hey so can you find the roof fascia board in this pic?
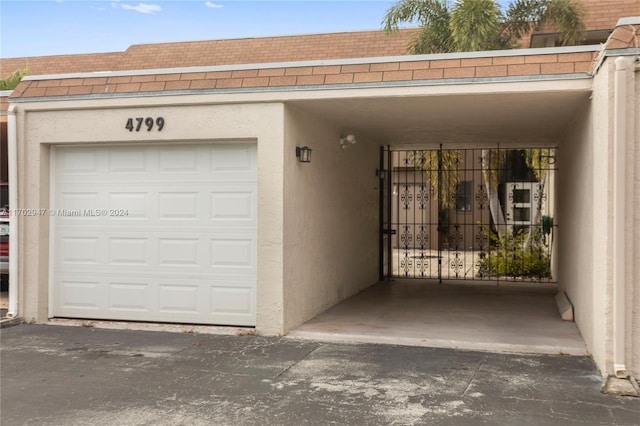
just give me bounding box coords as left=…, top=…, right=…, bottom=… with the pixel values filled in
left=21, top=44, right=601, bottom=82
left=8, top=78, right=593, bottom=112
left=616, top=17, right=640, bottom=26
left=10, top=72, right=593, bottom=105
left=0, top=90, right=13, bottom=97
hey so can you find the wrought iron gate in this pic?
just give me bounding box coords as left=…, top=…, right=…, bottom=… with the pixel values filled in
left=380, top=146, right=557, bottom=283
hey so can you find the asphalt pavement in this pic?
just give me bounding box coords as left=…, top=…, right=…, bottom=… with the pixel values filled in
left=1, top=324, right=639, bottom=425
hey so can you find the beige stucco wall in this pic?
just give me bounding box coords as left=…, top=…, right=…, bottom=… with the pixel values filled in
left=557, top=101, right=594, bottom=355
left=282, top=105, right=380, bottom=332
left=604, top=56, right=639, bottom=381
left=13, top=98, right=287, bottom=334
left=566, top=55, right=640, bottom=379
left=631, top=63, right=640, bottom=381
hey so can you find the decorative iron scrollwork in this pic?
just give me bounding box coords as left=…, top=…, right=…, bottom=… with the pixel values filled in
left=416, top=257, right=428, bottom=274
left=415, top=226, right=429, bottom=247
left=475, top=184, right=488, bottom=210
left=400, top=185, right=413, bottom=210
left=533, top=184, right=547, bottom=209
left=400, top=226, right=413, bottom=248
left=400, top=256, right=413, bottom=275
left=416, top=185, right=429, bottom=210
left=474, top=228, right=489, bottom=249
left=450, top=253, right=464, bottom=277
left=448, top=224, right=463, bottom=250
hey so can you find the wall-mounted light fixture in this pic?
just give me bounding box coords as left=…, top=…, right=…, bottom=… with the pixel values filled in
left=296, top=146, right=312, bottom=163
left=339, top=133, right=357, bottom=150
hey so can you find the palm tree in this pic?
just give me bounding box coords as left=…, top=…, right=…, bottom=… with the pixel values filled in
left=382, top=0, right=585, bottom=54
left=0, top=66, right=29, bottom=91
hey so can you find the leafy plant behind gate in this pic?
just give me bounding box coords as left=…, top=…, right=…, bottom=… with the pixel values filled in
left=478, top=226, right=551, bottom=279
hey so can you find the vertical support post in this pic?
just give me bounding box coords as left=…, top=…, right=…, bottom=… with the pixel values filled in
left=386, top=146, right=392, bottom=279
left=437, top=144, right=443, bottom=283
left=612, top=57, right=628, bottom=378
left=7, top=105, right=18, bottom=318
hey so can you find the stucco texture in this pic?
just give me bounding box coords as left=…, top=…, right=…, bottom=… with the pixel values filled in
left=282, top=105, right=380, bottom=332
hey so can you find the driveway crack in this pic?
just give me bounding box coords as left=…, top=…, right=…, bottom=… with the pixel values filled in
left=462, top=361, right=484, bottom=397
left=272, top=344, right=322, bottom=380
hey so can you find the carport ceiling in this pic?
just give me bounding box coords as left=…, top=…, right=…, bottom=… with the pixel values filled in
left=290, top=90, right=590, bottom=147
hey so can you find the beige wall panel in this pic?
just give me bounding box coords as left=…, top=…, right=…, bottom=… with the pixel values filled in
left=282, top=105, right=379, bottom=332
left=590, top=59, right=615, bottom=375
left=557, top=103, right=595, bottom=358
left=629, top=66, right=639, bottom=381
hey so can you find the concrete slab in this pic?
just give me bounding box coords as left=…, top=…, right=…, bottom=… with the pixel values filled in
left=289, top=280, right=587, bottom=355
left=603, top=377, right=640, bottom=397
left=1, top=324, right=638, bottom=425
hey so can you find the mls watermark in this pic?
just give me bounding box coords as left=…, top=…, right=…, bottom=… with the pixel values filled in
left=7, top=209, right=129, bottom=217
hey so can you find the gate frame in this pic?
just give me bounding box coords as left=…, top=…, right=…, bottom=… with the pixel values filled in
left=380, top=145, right=558, bottom=285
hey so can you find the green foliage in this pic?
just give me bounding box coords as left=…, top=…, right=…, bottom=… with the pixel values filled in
left=383, top=0, right=585, bottom=54
left=481, top=149, right=507, bottom=192
left=505, top=0, right=586, bottom=46
left=0, top=67, right=30, bottom=90
left=383, top=0, right=454, bottom=53
left=524, top=147, right=556, bottom=182
left=407, top=149, right=461, bottom=209
left=450, top=0, right=509, bottom=51
left=477, top=227, right=551, bottom=278
left=542, top=0, right=586, bottom=45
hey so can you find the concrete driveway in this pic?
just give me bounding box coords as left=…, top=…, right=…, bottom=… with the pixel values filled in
left=1, top=324, right=639, bottom=425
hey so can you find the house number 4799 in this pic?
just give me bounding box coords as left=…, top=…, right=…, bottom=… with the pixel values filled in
left=125, top=117, right=165, bottom=132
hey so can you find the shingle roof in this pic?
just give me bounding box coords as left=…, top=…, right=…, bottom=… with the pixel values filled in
left=8, top=50, right=599, bottom=101
left=0, top=29, right=417, bottom=77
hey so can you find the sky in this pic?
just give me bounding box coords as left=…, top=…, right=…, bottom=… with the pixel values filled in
left=1, top=0, right=402, bottom=58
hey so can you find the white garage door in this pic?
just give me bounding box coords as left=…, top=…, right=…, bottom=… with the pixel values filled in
left=51, top=143, right=257, bottom=326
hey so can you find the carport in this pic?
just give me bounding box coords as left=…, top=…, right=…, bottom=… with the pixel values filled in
left=282, top=81, right=591, bottom=355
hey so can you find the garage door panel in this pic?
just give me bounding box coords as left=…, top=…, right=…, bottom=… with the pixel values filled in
left=108, top=282, right=152, bottom=312
left=60, top=150, right=100, bottom=175
left=108, top=192, right=148, bottom=218
left=108, top=148, right=147, bottom=173
left=60, top=237, right=101, bottom=265
left=56, top=233, right=257, bottom=272
left=58, top=192, right=101, bottom=214
left=210, top=236, right=256, bottom=273
left=55, top=273, right=256, bottom=325
left=52, top=143, right=257, bottom=326
left=158, top=283, right=200, bottom=314
left=158, top=192, right=199, bottom=219
left=210, top=285, right=255, bottom=315
left=58, top=279, right=103, bottom=311
left=108, top=237, right=149, bottom=265
left=210, top=191, right=254, bottom=220
left=158, top=238, right=200, bottom=267
left=158, top=146, right=201, bottom=172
